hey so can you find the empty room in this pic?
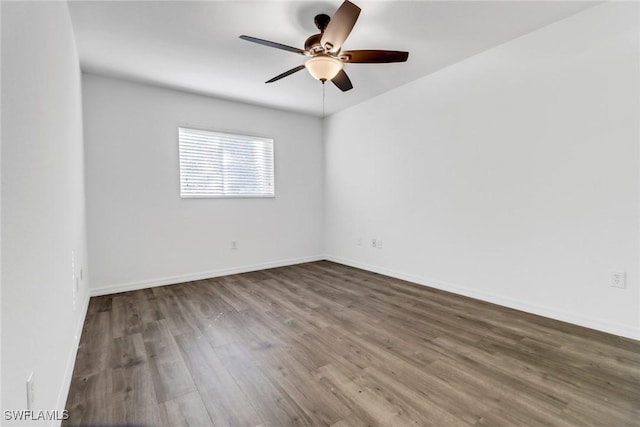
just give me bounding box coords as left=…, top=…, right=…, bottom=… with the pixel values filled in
left=1, top=0, right=639, bottom=426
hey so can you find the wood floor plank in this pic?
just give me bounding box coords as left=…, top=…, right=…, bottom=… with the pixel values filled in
left=355, top=365, right=471, bottom=427
left=134, top=287, right=165, bottom=324
left=109, top=333, right=147, bottom=369
left=64, top=261, right=640, bottom=427
left=152, top=285, right=200, bottom=336
left=159, top=391, right=214, bottom=427
left=64, top=370, right=112, bottom=426
left=207, top=281, right=251, bottom=312
left=111, top=362, right=163, bottom=426
left=314, top=362, right=418, bottom=427
left=330, top=414, right=374, bottom=427
left=111, top=292, right=144, bottom=337
left=213, top=341, right=315, bottom=427
left=174, top=331, right=264, bottom=427
left=142, top=319, right=183, bottom=363
left=72, top=310, right=112, bottom=378
left=148, top=356, right=197, bottom=403
left=254, top=346, right=352, bottom=426
left=87, top=294, right=112, bottom=314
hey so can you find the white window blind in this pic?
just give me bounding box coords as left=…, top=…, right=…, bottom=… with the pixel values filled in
left=179, top=127, right=274, bottom=198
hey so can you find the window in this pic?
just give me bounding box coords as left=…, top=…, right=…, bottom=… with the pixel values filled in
left=179, top=127, right=274, bottom=198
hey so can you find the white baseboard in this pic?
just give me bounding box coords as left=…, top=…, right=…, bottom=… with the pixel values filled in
left=90, top=255, right=324, bottom=297
left=325, top=255, right=640, bottom=341
left=53, top=293, right=90, bottom=427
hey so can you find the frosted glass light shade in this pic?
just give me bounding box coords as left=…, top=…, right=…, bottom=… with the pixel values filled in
left=305, top=56, right=343, bottom=81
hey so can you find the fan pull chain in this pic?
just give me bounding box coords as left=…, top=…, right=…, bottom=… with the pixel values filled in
left=322, top=82, right=326, bottom=118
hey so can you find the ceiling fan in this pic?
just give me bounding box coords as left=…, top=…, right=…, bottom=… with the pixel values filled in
left=239, top=0, right=409, bottom=92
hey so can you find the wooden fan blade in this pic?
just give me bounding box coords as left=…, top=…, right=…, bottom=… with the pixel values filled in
left=331, top=69, right=353, bottom=92
left=240, top=35, right=305, bottom=55
left=320, top=1, right=361, bottom=54
left=266, top=65, right=306, bottom=83
left=342, top=50, right=409, bottom=63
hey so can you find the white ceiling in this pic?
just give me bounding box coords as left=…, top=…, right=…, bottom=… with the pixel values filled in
left=68, top=1, right=596, bottom=117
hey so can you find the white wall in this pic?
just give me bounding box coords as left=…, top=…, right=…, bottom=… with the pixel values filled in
left=83, top=74, right=324, bottom=294
left=1, top=1, right=89, bottom=424
left=0, top=0, right=4, bottom=409
left=324, top=3, right=640, bottom=339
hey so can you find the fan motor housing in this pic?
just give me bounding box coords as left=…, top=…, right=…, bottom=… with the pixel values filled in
left=305, top=14, right=331, bottom=52
left=304, top=33, right=322, bottom=51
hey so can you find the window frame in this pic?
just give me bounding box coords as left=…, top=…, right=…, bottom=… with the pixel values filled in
left=178, top=126, right=275, bottom=199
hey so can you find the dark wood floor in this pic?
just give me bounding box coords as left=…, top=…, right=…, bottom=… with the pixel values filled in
left=64, top=261, right=640, bottom=427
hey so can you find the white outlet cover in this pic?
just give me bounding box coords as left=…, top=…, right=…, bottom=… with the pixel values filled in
left=611, top=271, right=626, bottom=288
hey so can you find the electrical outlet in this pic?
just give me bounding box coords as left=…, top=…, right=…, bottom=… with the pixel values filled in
left=371, top=238, right=377, bottom=248
left=26, top=372, right=35, bottom=410
left=377, top=239, right=382, bottom=249
left=231, top=241, right=238, bottom=250
left=611, top=271, right=626, bottom=288
left=357, top=238, right=362, bottom=246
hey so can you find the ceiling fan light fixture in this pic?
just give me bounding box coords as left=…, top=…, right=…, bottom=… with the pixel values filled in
left=240, top=0, right=408, bottom=92
left=305, top=56, right=343, bottom=82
